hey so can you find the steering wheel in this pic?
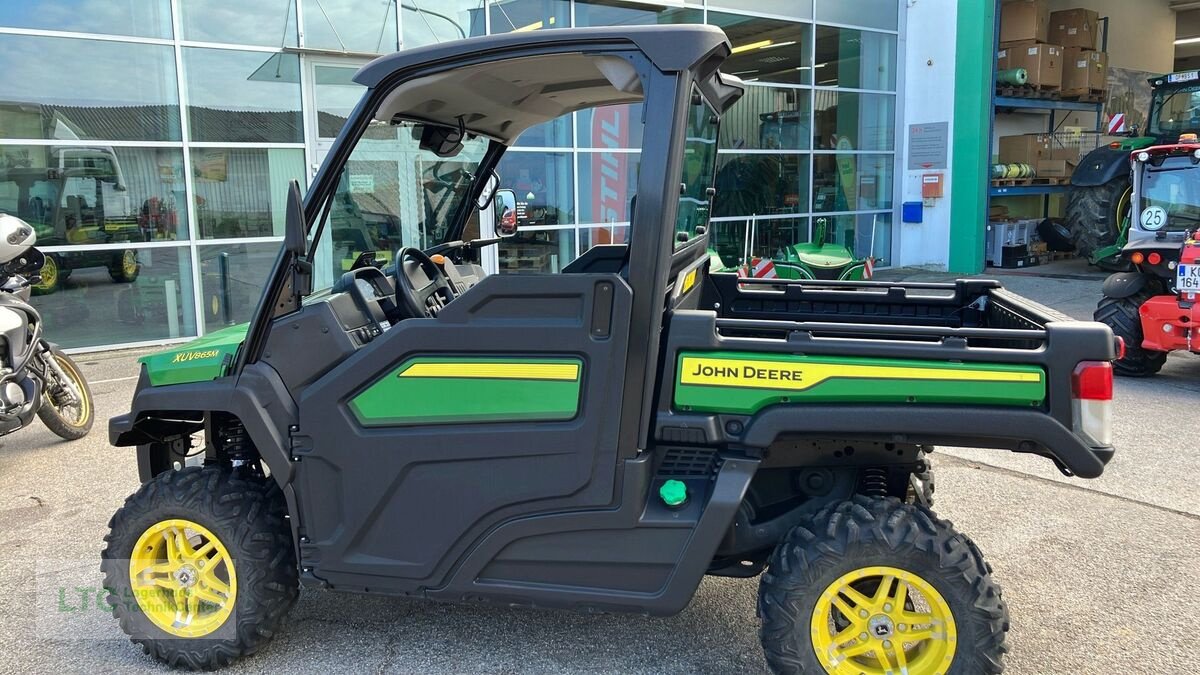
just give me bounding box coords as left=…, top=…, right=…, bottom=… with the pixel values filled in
left=393, top=247, right=456, bottom=318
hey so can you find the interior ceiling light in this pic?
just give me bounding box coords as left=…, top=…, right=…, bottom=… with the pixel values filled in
left=1175, top=36, right=1200, bottom=44
left=732, top=39, right=773, bottom=54
left=760, top=40, right=796, bottom=50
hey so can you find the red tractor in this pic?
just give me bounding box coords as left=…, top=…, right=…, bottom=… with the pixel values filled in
left=1096, top=137, right=1200, bottom=376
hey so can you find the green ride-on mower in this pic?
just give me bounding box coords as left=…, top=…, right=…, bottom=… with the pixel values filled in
left=1070, top=70, right=1200, bottom=259
left=1095, top=138, right=1200, bottom=376
left=103, top=26, right=1120, bottom=673
left=709, top=217, right=871, bottom=280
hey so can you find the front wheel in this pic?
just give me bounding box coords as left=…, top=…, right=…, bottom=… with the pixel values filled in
left=1095, top=291, right=1168, bottom=377
left=36, top=347, right=94, bottom=440
left=758, top=496, right=1008, bottom=674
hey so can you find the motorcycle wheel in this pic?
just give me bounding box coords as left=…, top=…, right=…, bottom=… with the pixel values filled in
left=37, top=347, right=94, bottom=440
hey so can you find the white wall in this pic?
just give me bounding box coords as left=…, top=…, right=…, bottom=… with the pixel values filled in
left=896, top=0, right=958, bottom=269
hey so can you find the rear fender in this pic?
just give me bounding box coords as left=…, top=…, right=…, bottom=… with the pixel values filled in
left=1071, top=146, right=1136, bottom=187
left=1101, top=272, right=1148, bottom=299
left=110, top=363, right=297, bottom=487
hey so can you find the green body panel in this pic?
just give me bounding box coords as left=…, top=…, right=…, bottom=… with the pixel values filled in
left=349, top=356, right=583, bottom=426
left=139, top=323, right=249, bottom=386
left=674, top=351, right=1045, bottom=414
left=949, top=0, right=993, bottom=273
left=1090, top=217, right=1131, bottom=269
left=1109, top=136, right=1156, bottom=152
left=706, top=243, right=866, bottom=281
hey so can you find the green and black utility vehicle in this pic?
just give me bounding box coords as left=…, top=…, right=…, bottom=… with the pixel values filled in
left=103, top=26, right=1118, bottom=674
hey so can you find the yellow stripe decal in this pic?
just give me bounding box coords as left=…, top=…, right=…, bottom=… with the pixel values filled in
left=680, top=268, right=697, bottom=294
left=399, top=362, right=580, bottom=381
left=679, top=356, right=1040, bottom=391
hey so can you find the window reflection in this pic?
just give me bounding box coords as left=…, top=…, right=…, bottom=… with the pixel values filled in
left=513, top=118, right=572, bottom=148
left=574, top=0, right=700, bottom=27
left=816, top=0, right=897, bottom=32
left=180, top=0, right=298, bottom=47
left=489, top=0, right=569, bottom=33
left=576, top=103, right=645, bottom=150
left=814, top=91, right=895, bottom=152
left=816, top=212, right=891, bottom=262
left=496, top=151, right=573, bottom=227
left=677, top=89, right=718, bottom=246
left=708, top=12, right=810, bottom=86
left=402, top=0, right=486, bottom=46
left=301, top=0, right=398, bottom=53
left=714, top=154, right=808, bottom=218
left=721, top=87, right=810, bottom=150
left=814, top=26, right=897, bottom=91
left=498, top=229, right=576, bottom=273
left=0, top=0, right=172, bottom=38
left=708, top=216, right=809, bottom=267
left=0, top=35, right=180, bottom=142
left=578, top=152, right=640, bottom=225
left=183, top=49, right=302, bottom=143
left=313, top=65, right=365, bottom=139
left=198, top=242, right=278, bottom=328
left=191, top=148, right=305, bottom=239
left=812, top=153, right=893, bottom=213
left=36, top=246, right=197, bottom=349
left=709, top=0, right=810, bottom=20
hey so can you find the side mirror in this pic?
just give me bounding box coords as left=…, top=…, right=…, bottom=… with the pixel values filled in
left=283, top=180, right=306, bottom=256
left=494, top=189, right=518, bottom=237
left=476, top=171, right=500, bottom=210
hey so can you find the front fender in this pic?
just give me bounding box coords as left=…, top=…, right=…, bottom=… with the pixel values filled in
left=110, top=363, right=297, bottom=486
left=1071, top=146, right=1134, bottom=187
left=1101, top=272, right=1148, bottom=299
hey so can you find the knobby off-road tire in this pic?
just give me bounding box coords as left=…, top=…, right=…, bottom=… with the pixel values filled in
left=36, top=348, right=94, bottom=440
left=1095, top=290, right=1167, bottom=377
left=1067, top=176, right=1130, bottom=259
left=101, top=466, right=298, bottom=670
left=758, top=495, right=1008, bottom=675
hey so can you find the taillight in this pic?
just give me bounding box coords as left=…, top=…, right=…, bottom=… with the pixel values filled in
left=1131, top=251, right=1145, bottom=265
left=1072, top=361, right=1113, bottom=446
left=1148, top=252, right=1162, bottom=265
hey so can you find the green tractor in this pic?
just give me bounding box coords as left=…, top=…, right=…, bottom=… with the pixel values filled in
left=1070, top=71, right=1200, bottom=260
left=708, top=216, right=871, bottom=280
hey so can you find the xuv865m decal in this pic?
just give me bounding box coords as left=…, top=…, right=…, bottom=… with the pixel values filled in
left=349, top=357, right=583, bottom=426
left=674, top=352, right=1045, bottom=414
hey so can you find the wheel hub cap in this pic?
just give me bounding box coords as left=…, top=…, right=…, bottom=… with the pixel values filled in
left=868, top=614, right=895, bottom=639
left=129, top=518, right=237, bottom=638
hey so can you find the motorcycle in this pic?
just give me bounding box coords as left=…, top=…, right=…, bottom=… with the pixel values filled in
left=0, top=213, right=94, bottom=440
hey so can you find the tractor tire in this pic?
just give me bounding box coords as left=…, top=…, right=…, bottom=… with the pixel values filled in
left=758, top=496, right=1008, bottom=675
left=1066, top=175, right=1131, bottom=259
left=101, top=466, right=299, bottom=670
left=1095, top=290, right=1168, bottom=377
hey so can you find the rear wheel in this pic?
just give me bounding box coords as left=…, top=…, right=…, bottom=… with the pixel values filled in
left=101, top=466, right=298, bottom=670
left=1095, top=290, right=1168, bottom=377
left=758, top=496, right=1008, bottom=674
left=36, top=348, right=94, bottom=440
left=109, top=249, right=140, bottom=283
left=1067, top=176, right=1131, bottom=259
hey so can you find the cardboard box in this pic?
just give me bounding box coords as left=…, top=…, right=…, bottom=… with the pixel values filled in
left=998, top=134, right=1050, bottom=164
left=1003, top=41, right=1062, bottom=89
left=1062, top=47, right=1108, bottom=94
left=1001, top=0, right=1050, bottom=44
left=1036, top=159, right=1074, bottom=178
left=1049, top=8, right=1099, bottom=50
left=997, top=47, right=1010, bottom=71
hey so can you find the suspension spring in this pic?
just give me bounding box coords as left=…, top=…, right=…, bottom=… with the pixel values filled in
left=859, top=467, right=888, bottom=497
left=219, top=418, right=254, bottom=467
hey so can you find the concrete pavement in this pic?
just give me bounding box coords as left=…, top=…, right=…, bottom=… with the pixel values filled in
left=1, top=267, right=1198, bottom=674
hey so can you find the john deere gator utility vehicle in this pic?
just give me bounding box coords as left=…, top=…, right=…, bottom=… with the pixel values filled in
left=1096, top=138, right=1200, bottom=376
left=1070, top=70, right=1200, bottom=258
left=103, top=25, right=1118, bottom=673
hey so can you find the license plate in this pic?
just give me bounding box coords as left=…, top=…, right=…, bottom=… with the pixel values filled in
left=1179, top=264, right=1200, bottom=293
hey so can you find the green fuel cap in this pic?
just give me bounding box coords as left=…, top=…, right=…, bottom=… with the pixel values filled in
left=659, top=480, right=688, bottom=507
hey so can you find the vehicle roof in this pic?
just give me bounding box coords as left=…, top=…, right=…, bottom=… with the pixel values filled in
left=354, top=25, right=731, bottom=88
left=1134, top=142, right=1200, bottom=158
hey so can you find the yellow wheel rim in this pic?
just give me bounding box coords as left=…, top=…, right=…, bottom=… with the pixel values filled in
left=47, top=353, right=90, bottom=427
left=810, top=566, right=957, bottom=675
left=1116, top=186, right=1133, bottom=236
left=122, top=250, right=138, bottom=277
left=129, top=518, right=237, bottom=638
left=38, top=256, right=57, bottom=290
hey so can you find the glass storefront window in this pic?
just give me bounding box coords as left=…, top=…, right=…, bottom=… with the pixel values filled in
left=0, top=0, right=172, bottom=38
left=489, top=0, right=569, bottom=34
left=0, top=35, right=180, bottom=142
left=301, top=0, right=398, bottom=54
left=816, top=0, right=897, bottom=32
left=707, top=216, right=809, bottom=268
left=182, top=48, right=302, bottom=143
left=714, top=153, right=809, bottom=217
left=812, top=153, right=893, bottom=213
left=402, top=0, right=486, bottom=46
left=180, top=0, right=298, bottom=47
left=580, top=223, right=629, bottom=253
left=722, top=87, right=809, bottom=150
left=576, top=104, right=645, bottom=150
left=495, top=151, right=573, bottom=227
left=36, top=246, right=196, bottom=349
left=313, top=64, right=366, bottom=139
left=514, top=118, right=572, bottom=148
left=191, top=148, right=305, bottom=239
left=709, top=1, right=811, bottom=20
left=498, top=228, right=576, bottom=273
left=578, top=152, right=640, bottom=225
left=677, top=89, right=717, bottom=246
left=198, top=242, right=279, bottom=327
left=814, top=26, right=897, bottom=91
left=574, top=0, right=701, bottom=27
left=708, top=12, right=810, bottom=86
left=0, top=145, right=189, bottom=244
left=813, top=91, right=895, bottom=152
left=814, top=211, right=892, bottom=262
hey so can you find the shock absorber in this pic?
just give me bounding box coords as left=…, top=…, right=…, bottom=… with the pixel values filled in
left=859, top=467, right=888, bottom=497
left=218, top=417, right=257, bottom=472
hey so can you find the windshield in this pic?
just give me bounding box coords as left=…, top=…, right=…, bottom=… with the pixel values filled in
left=1138, top=157, right=1200, bottom=231
left=1150, top=86, right=1200, bottom=137
left=311, top=120, right=488, bottom=291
